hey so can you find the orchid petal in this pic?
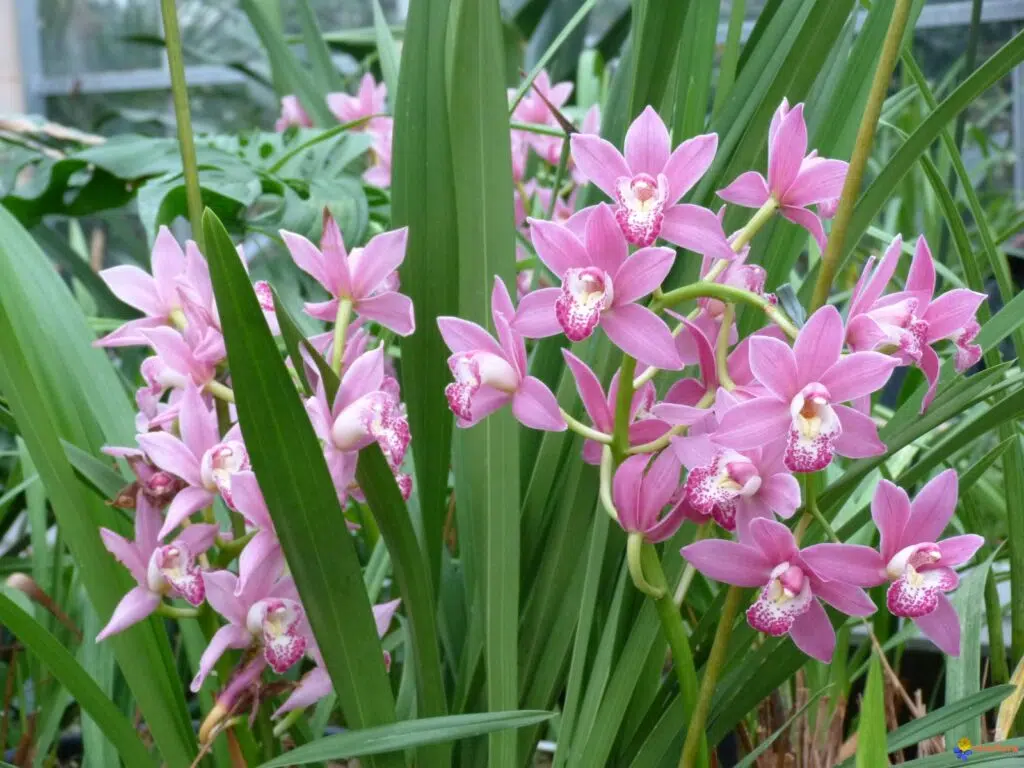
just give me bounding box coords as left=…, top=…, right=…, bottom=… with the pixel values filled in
left=613, top=247, right=675, bottom=305
left=562, top=349, right=612, bottom=432
left=793, top=305, right=844, bottom=382
left=280, top=231, right=329, bottom=289
left=768, top=103, right=807, bottom=195
left=601, top=304, right=682, bottom=370
left=813, top=579, right=877, bottom=617
left=663, top=133, right=717, bottom=205
left=160, top=486, right=216, bottom=539
left=749, top=517, right=798, bottom=564
left=800, top=543, right=886, bottom=587
left=138, top=432, right=202, bottom=487
left=819, top=352, right=897, bottom=403
left=923, top=290, right=987, bottom=342
left=712, top=398, right=791, bottom=450
left=437, top=316, right=503, bottom=358
left=780, top=206, right=826, bottom=252
left=623, top=106, right=671, bottom=175
left=584, top=204, right=629, bottom=276
left=833, top=404, right=886, bottom=459
left=938, top=534, right=985, bottom=568
left=613, top=454, right=646, bottom=532
left=680, top=539, right=774, bottom=586
left=512, top=377, right=566, bottom=432
left=906, top=235, right=936, bottom=304
left=513, top=288, right=562, bottom=338
left=757, top=473, right=801, bottom=519
left=659, top=204, right=735, bottom=260
left=748, top=336, right=800, bottom=401
left=784, top=159, right=847, bottom=207
left=912, top=593, right=961, bottom=656
left=356, top=292, right=415, bottom=336
left=190, top=624, right=252, bottom=692
left=872, top=480, right=912, bottom=565
left=349, top=228, right=408, bottom=297
left=569, top=134, right=630, bottom=199
left=717, top=172, right=770, bottom=208
left=528, top=217, right=588, bottom=277
left=907, top=468, right=958, bottom=544
left=96, top=587, right=160, bottom=641
left=788, top=598, right=835, bottom=662
left=99, top=266, right=163, bottom=317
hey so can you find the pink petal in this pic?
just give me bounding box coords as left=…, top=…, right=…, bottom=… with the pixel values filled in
left=938, top=534, right=984, bottom=567
left=758, top=473, right=801, bottom=518
left=99, top=266, right=164, bottom=317
left=319, top=212, right=353, bottom=297
left=528, top=218, right=588, bottom=277
left=923, top=289, right=987, bottom=342
left=203, top=569, right=245, bottom=623
left=273, top=668, right=332, bottom=718
left=845, top=315, right=890, bottom=353
left=280, top=231, right=329, bottom=290
left=494, top=312, right=526, bottom=379
left=712, top=398, right=791, bottom=450
left=491, top=276, right=516, bottom=323
left=780, top=206, right=826, bottom=252
left=373, top=598, right=402, bottom=638
left=788, top=598, right=835, bottom=662
left=663, top=133, right=717, bottom=205
left=141, top=327, right=199, bottom=379
left=94, top=316, right=166, bottom=348
left=872, top=480, right=912, bottom=564
left=819, top=352, right=897, bottom=403
left=134, top=495, right=162, bottom=555
left=907, top=468, right=958, bottom=544
left=717, top=171, right=770, bottom=208
left=337, top=347, right=385, bottom=412
left=905, top=235, right=936, bottom=304
left=651, top=402, right=705, bottom=427
left=613, top=454, right=646, bottom=531
left=794, top=305, right=844, bottom=382
left=95, top=587, right=160, bottom=641
left=99, top=529, right=146, bottom=586
left=748, top=336, right=800, bottom=402
left=623, top=106, right=671, bottom=176
left=230, top=471, right=272, bottom=529
left=768, top=103, right=807, bottom=196
left=349, top=228, right=408, bottom=297
left=918, top=343, right=941, bottom=414
left=912, top=593, right=960, bottom=656
left=512, top=376, right=566, bottom=432
left=437, top=316, right=503, bottom=357
left=237, top=530, right=285, bottom=597
left=646, top=501, right=688, bottom=543
left=178, top=383, right=218, bottom=459
left=612, top=247, right=675, bottom=305
left=356, top=291, right=415, bottom=336
left=176, top=523, right=219, bottom=556
left=639, top=448, right=681, bottom=521
left=601, top=304, right=682, bottom=370
left=513, top=288, right=561, bottom=338
left=800, top=543, right=886, bottom=587
left=784, top=159, right=847, bottom=207
left=569, top=133, right=630, bottom=199
left=583, top=204, right=629, bottom=276
left=190, top=624, right=253, bottom=692
left=833, top=404, right=886, bottom=459
left=151, top=226, right=187, bottom=297
left=813, top=579, right=876, bottom=617
left=160, top=486, right=216, bottom=539
left=679, top=539, right=774, bottom=586
left=857, top=235, right=904, bottom=315
left=562, top=349, right=612, bottom=432
left=659, top=204, right=735, bottom=260
left=749, top=517, right=798, bottom=564
left=138, top=432, right=202, bottom=487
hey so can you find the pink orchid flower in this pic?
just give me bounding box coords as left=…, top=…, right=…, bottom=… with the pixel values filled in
left=97, top=494, right=217, bottom=640
left=281, top=213, right=414, bottom=336
left=712, top=305, right=897, bottom=472
left=437, top=278, right=565, bottom=432
left=327, top=73, right=387, bottom=125
left=95, top=226, right=190, bottom=348
left=510, top=70, right=574, bottom=162
left=102, top=446, right=183, bottom=508
left=523, top=205, right=682, bottom=370
left=718, top=99, right=848, bottom=251
left=613, top=450, right=689, bottom=543
left=846, top=235, right=986, bottom=412
left=800, top=471, right=983, bottom=656
left=364, top=117, right=393, bottom=188
left=136, top=384, right=248, bottom=538
left=681, top=518, right=876, bottom=661
left=570, top=106, right=732, bottom=255
left=273, top=599, right=400, bottom=717
left=275, top=95, right=313, bottom=131
left=230, top=471, right=285, bottom=598
left=562, top=349, right=673, bottom=464
left=191, top=567, right=301, bottom=691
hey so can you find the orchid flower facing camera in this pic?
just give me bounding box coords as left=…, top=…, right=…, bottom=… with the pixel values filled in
left=712, top=305, right=897, bottom=472
left=718, top=99, right=848, bottom=250
left=327, top=72, right=387, bottom=126
left=282, top=213, right=414, bottom=336
left=438, top=278, right=565, bottom=432
left=571, top=106, right=733, bottom=255
left=524, top=205, right=682, bottom=370
left=682, top=518, right=876, bottom=661
left=846, top=235, right=986, bottom=411
left=612, top=450, right=688, bottom=543
left=97, top=495, right=218, bottom=641
left=801, top=471, right=984, bottom=656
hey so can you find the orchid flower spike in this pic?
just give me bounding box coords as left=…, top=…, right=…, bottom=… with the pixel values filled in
left=712, top=305, right=897, bottom=472
left=281, top=214, right=414, bottom=336
left=137, top=383, right=249, bottom=538
left=438, top=278, right=565, bottom=432
left=682, top=518, right=876, bottom=661
left=97, top=495, right=217, bottom=640
left=523, top=204, right=683, bottom=370
left=846, top=235, right=986, bottom=412
left=801, top=471, right=983, bottom=656
left=718, top=99, right=848, bottom=250
left=570, top=106, right=733, bottom=255
left=613, top=450, right=688, bottom=543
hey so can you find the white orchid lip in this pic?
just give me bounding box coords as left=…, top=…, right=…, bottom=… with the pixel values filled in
left=555, top=267, right=613, bottom=342
left=885, top=542, right=941, bottom=581
left=248, top=598, right=308, bottom=673
left=200, top=440, right=250, bottom=508
left=747, top=562, right=812, bottom=636
left=785, top=382, right=841, bottom=473
left=614, top=172, right=669, bottom=247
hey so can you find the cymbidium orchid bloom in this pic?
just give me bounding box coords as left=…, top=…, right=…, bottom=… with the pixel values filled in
left=712, top=306, right=897, bottom=472
left=510, top=70, right=574, bottom=162
left=718, top=99, right=848, bottom=250
left=281, top=213, right=414, bottom=336
left=364, top=118, right=394, bottom=189
left=800, top=471, right=983, bottom=656
left=327, top=73, right=387, bottom=126
left=97, top=495, right=217, bottom=640
left=191, top=567, right=304, bottom=691
left=562, top=350, right=671, bottom=463
left=136, top=384, right=249, bottom=538
left=570, top=106, right=733, bottom=256
left=438, top=278, right=565, bottom=432
left=275, top=95, right=312, bottom=131
left=524, top=205, right=683, bottom=370
left=95, top=226, right=191, bottom=348
left=681, top=518, right=876, bottom=661
left=846, top=235, right=986, bottom=412
left=613, top=450, right=688, bottom=543
left=102, top=446, right=184, bottom=508
left=274, top=599, right=400, bottom=717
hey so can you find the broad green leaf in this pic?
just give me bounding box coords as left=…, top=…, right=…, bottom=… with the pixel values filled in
left=523, top=0, right=590, bottom=86
left=269, top=287, right=313, bottom=396
left=857, top=653, right=889, bottom=768
left=63, top=440, right=128, bottom=502
left=670, top=0, right=717, bottom=141
left=256, top=710, right=554, bottom=767
left=201, top=210, right=401, bottom=767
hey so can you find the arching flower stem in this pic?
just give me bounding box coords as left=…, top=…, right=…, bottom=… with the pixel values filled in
left=561, top=408, right=613, bottom=444
left=330, top=298, right=354, bottom=375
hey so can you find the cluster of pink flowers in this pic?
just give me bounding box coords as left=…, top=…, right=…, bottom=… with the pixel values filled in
left=93, top=211, right=414, bottom=718
left=438, top=91, right=986, bottom=662
left=276, top=73, right=392, bottom=188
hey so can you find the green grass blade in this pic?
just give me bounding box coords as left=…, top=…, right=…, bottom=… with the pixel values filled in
left=256, top=711, right=554, bottom=767
left=371, top=0, right=401, bottom=103
left=712, top=0, right=746, bottom=118
left=295, top=0, right=344, bottom=92
left=856, top=653, right=889, bottom=768
left=671, top=0, right=717, bottom=140
left=628, top=0, right=690, bottom=117
left=201, top=210, right=400, bottom=766
left=888, top=685, right=1013, bottom=755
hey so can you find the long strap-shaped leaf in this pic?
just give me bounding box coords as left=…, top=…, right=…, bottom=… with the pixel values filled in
left=201, top=210, right=401, bottom=768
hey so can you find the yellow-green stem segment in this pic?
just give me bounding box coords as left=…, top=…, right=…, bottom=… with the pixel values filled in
left=809, top=0, right=914, bottom=310
left=331, top=298, right=354, bottom=375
